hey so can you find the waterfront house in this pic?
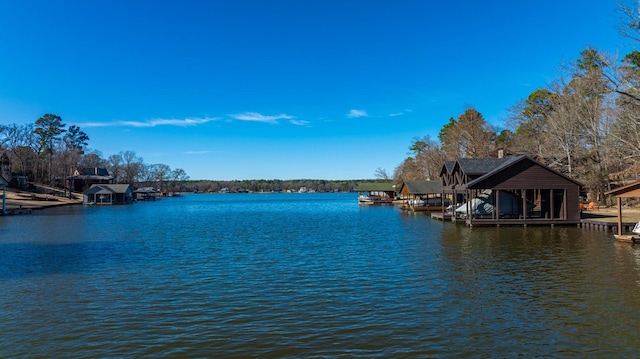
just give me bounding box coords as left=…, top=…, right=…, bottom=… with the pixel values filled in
left=0, top=174, right=7, bottom=215
left=439, top=155, right=582, bottom=226
left=83, top=184, right=133, bottom=205
left=398, top=180, right=448, bottom=211
left=357, top=182, right=396, bottom=204
left=69, top=168, right=114, bottom=192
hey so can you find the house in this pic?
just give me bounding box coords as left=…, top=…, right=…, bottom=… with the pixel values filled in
left=69, top=168, right=114, bottom=192
left=0, top=174, right=7, bottom=215
left=83, top=184, right=133, bottom=205
left=357, top=182, right=396, bottom=204
left=439, top=155, right=582, bottom=226
left=398, top=180, right=448, bottom=211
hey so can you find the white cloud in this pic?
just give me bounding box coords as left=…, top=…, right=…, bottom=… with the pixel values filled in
left=230, top=112, right=294, bottom=124
left=80, top=117, right=218, bottom=128
left=347, top=109, right=368, bottom=118
left=390, top=109, right=412, bottom=117
left=290, top=119, right=311, bottom=126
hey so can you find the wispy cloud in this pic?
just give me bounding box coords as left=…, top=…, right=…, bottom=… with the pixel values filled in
left=230, top=112, right=294, bottom=124
left=347, top=109, right=368, bottom=118
left=81, top=117, right=218, bottom=128
left=389, top=109, right=412, bottom=117
left=290, top=119, right=311, bottom=126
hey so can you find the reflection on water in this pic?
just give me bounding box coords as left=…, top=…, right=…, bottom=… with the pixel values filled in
left=1, top=193, right=640, bottom=357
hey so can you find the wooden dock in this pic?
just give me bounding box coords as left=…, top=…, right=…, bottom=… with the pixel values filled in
left=614, top=234, right=640, bottom=243
left=580, top=219, right=636, bottom=232
left=431, top=212, right=639, bottom=233
left=431, top=212, right=452, bottom=221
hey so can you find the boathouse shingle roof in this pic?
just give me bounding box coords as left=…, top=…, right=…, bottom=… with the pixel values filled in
left=605, top=181, right=640, bottom=198
left=456, top=157, right=513, bottom=175
left=464, top=155, right=582, bottom=189
left=84, top=184, right=132, bottom=195
left=357, top=182, right=396, bottom=192
left=400, top=180, right=442, bottom=195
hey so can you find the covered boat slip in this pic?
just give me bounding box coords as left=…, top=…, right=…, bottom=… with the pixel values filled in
left=83, top=184, right=133, bottom=205
left=398, top=180, right=450, bottom=211
left=452, top=188, right=575, bottom=226
left=604, top=182, right=640, bottom=242
left=357, top=182, right=396, bottom=204
left=441, top=155, right=582, bottom=226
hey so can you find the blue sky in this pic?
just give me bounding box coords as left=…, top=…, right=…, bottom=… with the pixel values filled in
left=0, top=1, right=633, bottom=180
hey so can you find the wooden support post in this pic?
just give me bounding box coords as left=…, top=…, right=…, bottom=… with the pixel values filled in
left=617, top=197, right=623, bottom=237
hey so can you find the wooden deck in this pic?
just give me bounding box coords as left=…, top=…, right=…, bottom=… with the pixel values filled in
left=430, top=212, right=634, bottom=229
left=614, top=234, right=640, bottom=243
left=431, top=212, right=452, bottom=221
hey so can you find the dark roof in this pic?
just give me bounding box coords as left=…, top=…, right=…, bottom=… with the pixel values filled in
left=439, top=161, right=455, bottom=177
left=134, top=187, right=159, bottom=193
left=465, top=155, right=583, bottom=188
left=83, top=184, right=132, bottom=195
left=79, top=168, right=111, bottom=176
left=400, top=180, right=442, bottom=195
left=70, top=167, right=113, bottom=181
left=605, top=181, right=640, bottom=198
left=456, top=157, right=512, bottom=175
left=357, top=182, right=396, bottom=192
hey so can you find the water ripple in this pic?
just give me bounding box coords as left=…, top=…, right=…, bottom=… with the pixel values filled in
left=2, top=193, right=640, bottom=357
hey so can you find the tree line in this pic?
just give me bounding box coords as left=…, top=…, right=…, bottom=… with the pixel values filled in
left=392, top=2, right=640, bottom=205
left=176, top=179, right=369, bottom=193
left=0, top=114, right=189, bottom=192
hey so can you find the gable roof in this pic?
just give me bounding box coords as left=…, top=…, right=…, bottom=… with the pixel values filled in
left=399, top=180, right=442, bottom=195
left=455, top=157, right=513, bottom=176
left=464, top=155, right=582, bottom=189
left=439, top=161, right=455, bottom=177
left=134, top=187, right=159, bottom=193
left=78, top=168, right=110, bottom=176
left=84, top=184, right=132, bottom=195
left=357, top=182, right=396, bottom=192
left=605, top=181, right=640, bottom=198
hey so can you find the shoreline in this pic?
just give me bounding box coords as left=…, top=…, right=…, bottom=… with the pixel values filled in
left=3, top=188, right=640, bottom=224
left=3, top=188, right=83, bottom=212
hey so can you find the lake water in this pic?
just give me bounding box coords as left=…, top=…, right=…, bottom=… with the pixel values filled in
left=1, top=192, right=640, bottom=357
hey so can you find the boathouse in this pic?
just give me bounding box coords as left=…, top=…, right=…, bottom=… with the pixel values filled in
left=398, top=180, right=448, bottom=211
left=357, top=182, right=396, bottom=204
left=604, top=182, right=640, bottom=238
left=134, top=187, right=160, bottom=201
left=83, top=184, right=133, bottom=205
left=440, top=155, right=582, bottom=226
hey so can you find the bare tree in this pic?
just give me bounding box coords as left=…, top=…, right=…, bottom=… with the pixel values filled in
left=374, top=167, right=390, bottom=180
left=121, top=150, right=142, bottom=186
